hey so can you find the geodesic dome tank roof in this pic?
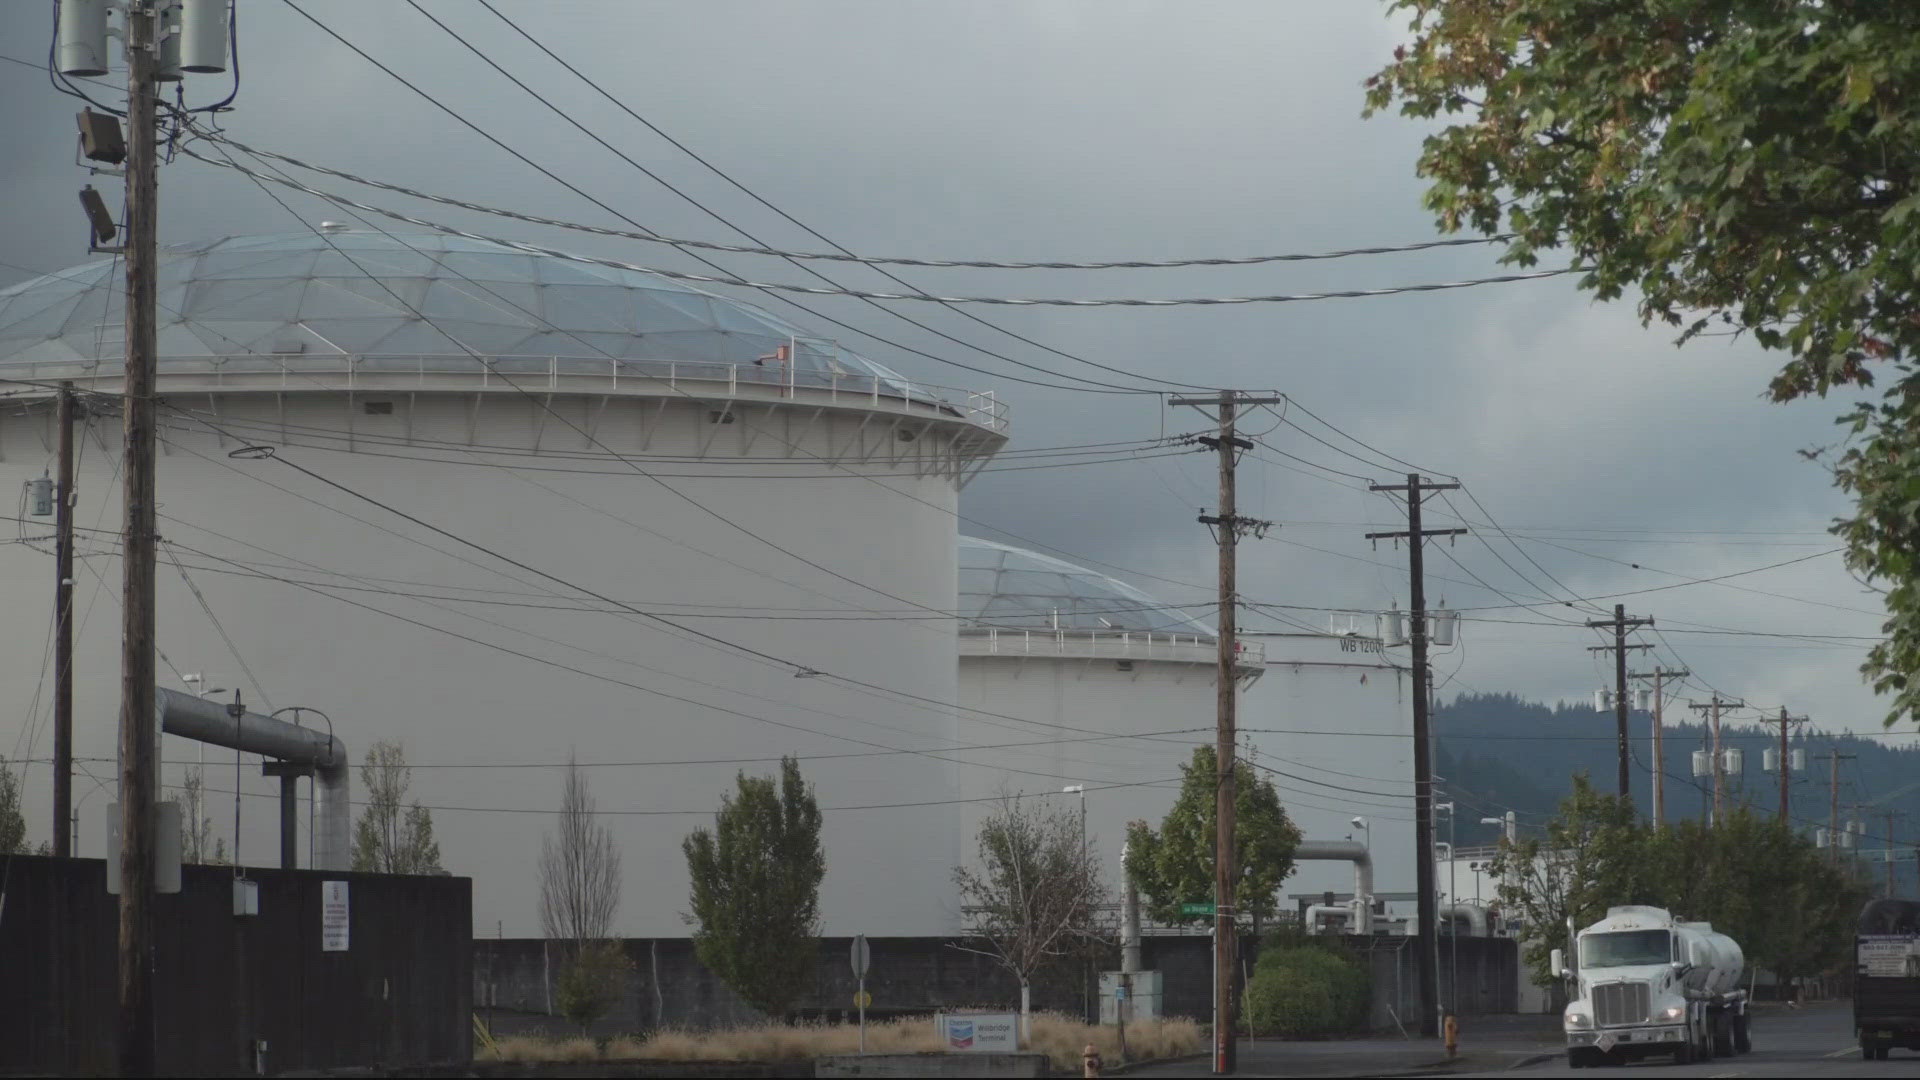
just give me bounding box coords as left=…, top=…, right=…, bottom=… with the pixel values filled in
left=958, top=535, right=1214, bottom=635
left=0, top=230, right=910, bottom=384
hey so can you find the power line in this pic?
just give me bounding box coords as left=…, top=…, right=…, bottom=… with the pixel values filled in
left=460, top=0, right=1225, bottom=394
left=181, top=154, right=1583, bottom=307
left=197, top=132, right=1513, bottom=272
left=260, top=1, right=1155, bottom=396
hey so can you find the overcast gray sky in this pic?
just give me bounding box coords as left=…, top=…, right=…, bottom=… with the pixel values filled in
left=1, top=1, right=1905, bottom=793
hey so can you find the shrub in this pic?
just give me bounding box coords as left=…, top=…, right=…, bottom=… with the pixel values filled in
left=554, top=940, right=630, bottom=1034
left=1243, top=944, right=1370, bottom=1037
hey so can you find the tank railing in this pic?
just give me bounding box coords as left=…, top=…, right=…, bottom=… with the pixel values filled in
left=968, top=627, right=1266, bottom=665
left=8, top=353, right=1011, bottom=432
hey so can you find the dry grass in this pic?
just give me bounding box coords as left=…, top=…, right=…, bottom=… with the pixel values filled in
left=487, top=1013, right=1204, bottom=1072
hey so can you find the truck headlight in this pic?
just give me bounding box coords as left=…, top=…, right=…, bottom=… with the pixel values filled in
left=1659, top=1006, right=1684, bottom=1021
left=1564, top=1010, right=1592, bottom=1030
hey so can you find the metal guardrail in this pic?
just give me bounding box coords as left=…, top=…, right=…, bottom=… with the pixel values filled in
left=4, top=353, right=1011, bottom=433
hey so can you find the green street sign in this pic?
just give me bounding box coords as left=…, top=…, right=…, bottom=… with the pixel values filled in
left=1180, top=902, right=1216, bottom=917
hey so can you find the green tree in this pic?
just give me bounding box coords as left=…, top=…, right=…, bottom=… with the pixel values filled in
left=1364, top=2, right=1920, bottom=727
left=554, top=939, right=630, bottom=1038
left=1124, top=746, right=1302, bottom=927
left=682, top=756, right=825, bottom=1021
left=351, top=740, right=442, bottom=874
left=1640, top=810, right=1863, bottom=994
left=1490, top=774, right=1648, bottom=986
left=0, top=756, right=27, bottom=854
left=953, top=792, right=1110, bottom=1030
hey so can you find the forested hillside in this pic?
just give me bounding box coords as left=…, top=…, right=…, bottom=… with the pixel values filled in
left=1434, top=693, right=1920, bottom=870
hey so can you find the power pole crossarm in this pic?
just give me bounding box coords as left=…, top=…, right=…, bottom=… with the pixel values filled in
left=1629, top=667, right=1689, bottom=827
left=1586, top=608, right=1653, bottom=800
left=1685, top=697, right=1744, bottom=826
left=1172, top=390, right=1278, bottom=1076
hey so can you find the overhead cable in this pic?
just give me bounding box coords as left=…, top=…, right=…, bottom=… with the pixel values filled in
left=196, top=133, right=1511, bottom=271
left=180, top=152, right=1579, bottom=308
left=257, top=3, right=1162, bottom=395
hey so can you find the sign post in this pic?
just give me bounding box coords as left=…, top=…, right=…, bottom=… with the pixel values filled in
left=851, top=934, right=871, bottom=1052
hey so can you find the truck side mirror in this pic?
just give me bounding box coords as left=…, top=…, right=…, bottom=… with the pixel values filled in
left=1670, top=960, right=1690, bottom=976
left=1550, top=948, right=1566, bottom=979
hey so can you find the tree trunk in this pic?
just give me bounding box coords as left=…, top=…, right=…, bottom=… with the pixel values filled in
left=1020, top=980, right=1031, bottom=1046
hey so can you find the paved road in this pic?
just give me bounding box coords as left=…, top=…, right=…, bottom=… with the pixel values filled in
left=1464, top=1002, right=1920, bottom=1079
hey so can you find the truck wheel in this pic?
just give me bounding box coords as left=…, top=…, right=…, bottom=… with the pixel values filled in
left=1675, top=1036, right=1694, bottom=1065
left=1862, top=1037, right=1878, bottom=1061
left=1567, top=1050, right=1584, bottom=1069
left=1713, top=1021, right=1734, bottom=1058
left=1733, top=1012, right=1752, bottom=1054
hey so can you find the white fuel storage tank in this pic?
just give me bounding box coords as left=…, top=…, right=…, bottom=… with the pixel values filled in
left=0, top=230, right=1007, bottom=936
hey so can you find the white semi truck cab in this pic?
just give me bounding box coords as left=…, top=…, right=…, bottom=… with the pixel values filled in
left=1552, top=905, right=1751, bottom=1068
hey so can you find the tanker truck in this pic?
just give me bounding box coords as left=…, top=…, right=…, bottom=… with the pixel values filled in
left=1550, top=905, right=1750, bottom=1068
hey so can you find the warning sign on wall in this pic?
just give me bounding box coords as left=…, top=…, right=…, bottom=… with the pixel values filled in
left=322, top=880, right=350, bottom=952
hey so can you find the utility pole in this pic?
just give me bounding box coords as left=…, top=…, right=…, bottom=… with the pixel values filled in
left=1886, top=811, right=1906, bottom=898
left=1171, top=390, right=1279, bottom=1075
left=1686, top=696, right=1743, bottom=826
left=1628, top=666, right=1688, bottom=826
left=1365, top=473, right=1466, bottom=1040
left=1818, top=751, right=1856, bottom=864
left=1586, top=606, right=1653, bottom=799
left=53, top=383, right=78, bottom=856
left=1770, top=707, right=1808, bottom=822
left=117, top=1, right=161, bottom=1073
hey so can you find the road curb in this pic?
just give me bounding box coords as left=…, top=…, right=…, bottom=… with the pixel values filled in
left=1505, top=1050, right=1557, bottom=1071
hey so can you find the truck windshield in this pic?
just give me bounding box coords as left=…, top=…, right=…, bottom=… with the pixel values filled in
left=1581, top=930, right=1672, bottom=968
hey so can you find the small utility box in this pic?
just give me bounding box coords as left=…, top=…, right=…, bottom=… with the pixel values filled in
left=1100, top=970, right=1162, bottom=1023
left=232, top=877, right=259, bottom=917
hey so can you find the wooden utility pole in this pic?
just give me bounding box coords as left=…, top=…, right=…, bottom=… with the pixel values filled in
left=1885, top=811, right=1906, bottom=898
left=1586, top=607, right=1653, bottom=799
left=1171, top=390, right=1278, bottom=1076
left=1770, top=707, right=1808, bottom=822
left=1687, top=696, right=1743, bottom=826
left=117, top=1, right=161, bottom=1073
left=53, top=383, right=77, bottom=856
left=1819, top=751, right=1856, bottom=863
left=1365, top=474, right=1465, bottom=1040
left=1628, top=666, right=1687, bottom=826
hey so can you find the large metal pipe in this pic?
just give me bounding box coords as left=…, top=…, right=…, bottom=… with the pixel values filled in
left=1295, top=840, right=1374, bottom=934
left=154, top=688, right=350, bottom=870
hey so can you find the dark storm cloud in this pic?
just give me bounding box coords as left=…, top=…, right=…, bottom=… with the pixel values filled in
left=0, top=0, right=1895, bottom=739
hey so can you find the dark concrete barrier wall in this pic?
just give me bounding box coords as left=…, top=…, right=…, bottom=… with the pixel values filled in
left=476, top=932, right=1517, bottom=1037
left=0, top=854, right=472, bottom=1076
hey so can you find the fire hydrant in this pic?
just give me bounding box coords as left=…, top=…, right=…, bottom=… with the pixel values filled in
left=1082, top=1043, right=1103, bottom=1077
left=1444, top=1014, right=1459, bottom=1059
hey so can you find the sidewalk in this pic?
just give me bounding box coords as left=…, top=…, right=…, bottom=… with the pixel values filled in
left=1122, top=1016, right=1562, bottom=1078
